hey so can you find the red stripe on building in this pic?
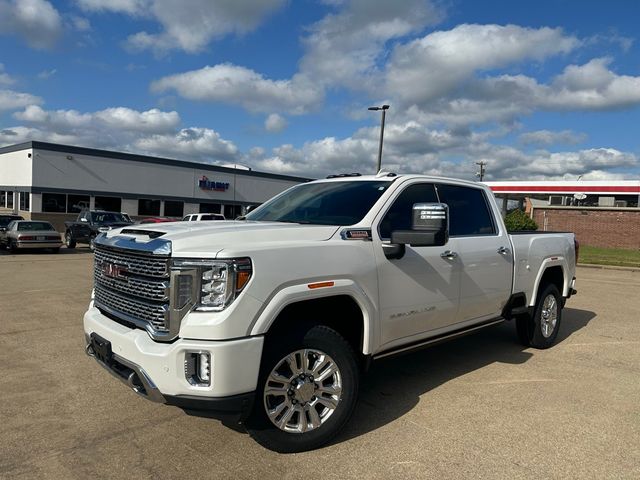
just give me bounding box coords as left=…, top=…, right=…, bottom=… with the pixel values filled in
left=489, top=186, right=640, bottom=193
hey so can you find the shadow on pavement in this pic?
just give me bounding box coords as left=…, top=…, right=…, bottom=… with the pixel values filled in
left=335, top=307, right=596, bottom=444
left=0, top=246, right=93, bottom=256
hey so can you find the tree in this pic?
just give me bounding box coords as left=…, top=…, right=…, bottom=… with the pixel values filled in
left=504, top=209, right=538, bottom=232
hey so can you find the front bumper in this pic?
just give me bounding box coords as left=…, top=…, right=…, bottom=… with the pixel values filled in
left=83, top=307, right=263, bottom=419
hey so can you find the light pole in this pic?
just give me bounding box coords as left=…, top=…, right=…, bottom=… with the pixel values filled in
left=368, top=104, right=389, bottom=173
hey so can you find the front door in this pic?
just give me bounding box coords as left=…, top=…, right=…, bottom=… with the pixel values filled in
left=373, top=182, right=461, bottom=350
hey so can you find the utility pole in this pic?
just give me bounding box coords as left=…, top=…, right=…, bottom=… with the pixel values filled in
left=475, top=161, right=486, bottom=181
left=368, top=104, right=390, bottom=173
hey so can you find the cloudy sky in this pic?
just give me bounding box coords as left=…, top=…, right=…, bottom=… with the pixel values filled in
left=0, top=0, right=639, bottom=180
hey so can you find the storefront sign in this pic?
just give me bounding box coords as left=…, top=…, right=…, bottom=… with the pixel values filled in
left=198, top=175, right=230, bottom=192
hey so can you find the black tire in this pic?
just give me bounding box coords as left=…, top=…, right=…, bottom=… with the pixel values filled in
left=8, top=240, right=18, bottom=253
left=246, top=325, right=359, bottom=453
left=516, top=283, right=562, bottom=349
left=65, top=231, right=76, bottom=249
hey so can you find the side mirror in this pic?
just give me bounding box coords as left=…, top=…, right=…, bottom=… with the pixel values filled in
left=386, top=203, right=449, bottom=258
left=0, top=227, right=6, bottom=233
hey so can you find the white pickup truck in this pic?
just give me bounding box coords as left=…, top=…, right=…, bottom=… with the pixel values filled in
left=84, top=173, right=577, bottom=452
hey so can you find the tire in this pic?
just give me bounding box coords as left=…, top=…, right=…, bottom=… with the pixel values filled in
left=65, top=231, right=76, bottom=249
left=516, top=283, right=562, bottom=349
left=246, top=325, right=360, bottom=453
left=8, top=240, right=18, bottom=253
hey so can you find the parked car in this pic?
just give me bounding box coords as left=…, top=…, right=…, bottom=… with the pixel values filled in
left=64, top=210, right=133, bottom=251
left=182, top=213, right=226, bottom=221
left=84, top=174, right=577, bottom=452
left=0, top=214, right=24, bottom=228
left=1, top=220, right=62, bottom=253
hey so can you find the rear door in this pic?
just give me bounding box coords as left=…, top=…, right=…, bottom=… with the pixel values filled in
left=435, top=183, right=513, bottom=323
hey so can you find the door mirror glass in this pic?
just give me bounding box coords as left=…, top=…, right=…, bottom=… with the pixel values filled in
left=390, top=203, right=449, bottom=247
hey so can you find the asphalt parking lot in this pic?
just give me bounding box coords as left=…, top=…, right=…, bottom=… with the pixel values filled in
left=0, top=249, right=638, bottom=479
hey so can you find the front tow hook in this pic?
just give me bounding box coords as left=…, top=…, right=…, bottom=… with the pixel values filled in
left=85, top=343, right=96, bottom=357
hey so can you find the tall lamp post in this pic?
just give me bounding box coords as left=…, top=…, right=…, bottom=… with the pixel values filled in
left=368, top=104, right=389, bottom=173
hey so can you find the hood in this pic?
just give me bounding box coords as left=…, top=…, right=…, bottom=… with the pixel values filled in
left=102, top=221, right=340, bottom=257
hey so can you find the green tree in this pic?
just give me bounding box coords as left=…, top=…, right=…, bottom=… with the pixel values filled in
left=504, top=209, right=538, bottom=232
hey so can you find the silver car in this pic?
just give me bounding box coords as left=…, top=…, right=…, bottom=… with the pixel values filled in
left=1, top=220, right=63, bottom=253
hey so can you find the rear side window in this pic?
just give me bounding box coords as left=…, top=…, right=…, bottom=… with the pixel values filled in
left=435, top=184, right=496, bottom=236
left=379, top=183, right=438, bottom=239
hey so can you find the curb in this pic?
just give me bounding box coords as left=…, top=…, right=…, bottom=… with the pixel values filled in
left=577, top=263, right=640, bottom=273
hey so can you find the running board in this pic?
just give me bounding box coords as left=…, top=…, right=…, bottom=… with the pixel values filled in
left=373, top=317, right=505, bottom=360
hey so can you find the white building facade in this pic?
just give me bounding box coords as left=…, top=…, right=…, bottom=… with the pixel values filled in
left=0, top=141, right=308, bottom=229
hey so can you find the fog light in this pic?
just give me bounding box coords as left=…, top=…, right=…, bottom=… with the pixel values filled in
left=185, top=351, right=211, bottom=387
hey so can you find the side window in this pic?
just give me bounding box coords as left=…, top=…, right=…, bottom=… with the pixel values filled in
left=379, top=183, right=438, bottom=239
left=435, top=184, right=496, bottom=236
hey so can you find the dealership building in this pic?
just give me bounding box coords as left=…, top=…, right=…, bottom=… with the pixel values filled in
left=0, top=141, right=309, bottom=231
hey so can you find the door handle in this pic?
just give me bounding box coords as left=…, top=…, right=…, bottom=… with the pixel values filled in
left=440, top=250, right=458, bottom=259
left=497, top=246, right=509, bottom=255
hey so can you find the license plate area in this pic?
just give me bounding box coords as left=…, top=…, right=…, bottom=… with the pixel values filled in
left=90, top=333, right=113, bottom=366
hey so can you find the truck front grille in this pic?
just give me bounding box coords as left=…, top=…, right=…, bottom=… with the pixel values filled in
left=93, top=244, right=171, bottom=335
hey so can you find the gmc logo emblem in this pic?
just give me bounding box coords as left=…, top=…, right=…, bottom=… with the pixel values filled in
left=103, top=262, right=127, bottom=280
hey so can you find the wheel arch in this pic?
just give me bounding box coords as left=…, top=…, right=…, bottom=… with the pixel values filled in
left=530, top=262, right=566, bottom=306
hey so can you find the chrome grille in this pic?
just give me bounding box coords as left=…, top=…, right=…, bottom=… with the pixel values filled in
left=94, top=246, right=169, bottom=278
left=93, top=244, right=171, bottom=335
left=94, top=269, right=169, bottom=302
left=95, top=284, right=169, bottom=331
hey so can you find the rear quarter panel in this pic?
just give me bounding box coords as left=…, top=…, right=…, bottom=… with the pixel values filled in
left=510, top=232, right=576, bottom=306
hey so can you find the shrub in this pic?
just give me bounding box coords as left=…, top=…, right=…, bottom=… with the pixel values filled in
left=504, top=209, right=538, bottom=231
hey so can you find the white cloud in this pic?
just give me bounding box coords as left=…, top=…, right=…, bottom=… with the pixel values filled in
left=519, top=130, right=587, bottom=146
left=264, top=113, right=287, bottom=133
left=134, top=128, right=238, bottom=161
left=0, top=0, right=63, bottom=49
left=0, top=90, right=43, bottom=112
left=0, top=64, right=14, bottom=86
left=78, top=0, right=286, bottom=54
left=151, top=64, right=323, bottom=114
left=386, top=24, right=579, bottom=106
left=37, top=69, right=57, bottom=80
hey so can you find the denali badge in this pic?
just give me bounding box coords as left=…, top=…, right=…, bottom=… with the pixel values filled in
left=103, top=262, right=128, bottom=280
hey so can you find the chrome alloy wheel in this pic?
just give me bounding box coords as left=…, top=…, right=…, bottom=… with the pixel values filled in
left=540, top=294, right=558, bottom=338
left=263, top=349, right=342, bottom=433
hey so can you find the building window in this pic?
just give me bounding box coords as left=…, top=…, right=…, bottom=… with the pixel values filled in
left=19, top=192, right=30, bottom=212
left=95, top=196, right=121, bottom=212
left=164, top=200, right=184, bottom=217
left=68, top=194, right=90, bottom=213
left=6, top=191, right=14, bottom=209
left=200, top=202, right=222, bottom=213
left=138, top=199, right=161, bottom=216
left=223, top=204, right=242, bottom=219
left=0, top=191, right=6, bottom=208
left=42, top=193, right=67, bottom=213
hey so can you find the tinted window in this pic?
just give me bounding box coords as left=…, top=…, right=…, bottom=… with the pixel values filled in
left=68, top=194, right=90, bottom=213
left=247, top=181, right=390, bottom=226
left=42, top=193, right=66, bottom=213
left=164, top=200, right=183, bottom=217
left=90, top=212, right=128, bottom=224
left=435, top=184, right=495, bottom=236
left=379, top=183, right=438, bottom=238
left=138, top=199, right=160, bottom=216
left=19, top=192, right=30, bottom=212
left=0, top=215, right=23, bottom=227
left=95, top=196, right=121, bottom=212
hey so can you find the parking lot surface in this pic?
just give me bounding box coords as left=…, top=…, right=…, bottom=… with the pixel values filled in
left=0, top=249, right=638, bottom=479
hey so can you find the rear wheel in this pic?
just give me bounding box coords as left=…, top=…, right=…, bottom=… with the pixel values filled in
left=516, top=283, right=562, bottom=349
left=65, top=231, right=76, bottom=249
left=246, top=325, right=359, bottom=453
left=8, top=240, right=18, bottom=253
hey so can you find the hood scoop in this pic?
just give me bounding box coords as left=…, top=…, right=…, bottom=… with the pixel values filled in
left=120, top=228, right=166, bottom=239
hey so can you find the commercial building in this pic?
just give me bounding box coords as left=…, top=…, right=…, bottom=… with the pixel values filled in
left=0, top=141, right=309, bottom=231
left=485, top=180, right=640, bottom=249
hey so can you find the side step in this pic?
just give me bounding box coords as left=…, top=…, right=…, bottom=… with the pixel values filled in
left=373, top=317, right=505, bottom=360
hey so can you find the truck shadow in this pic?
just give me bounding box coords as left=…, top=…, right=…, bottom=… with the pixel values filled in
left=335, top=307, right=596, bottom=444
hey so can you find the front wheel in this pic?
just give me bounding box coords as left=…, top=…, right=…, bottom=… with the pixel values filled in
left=65, top=232, right=76, bottom=249
left=516, top=283, right=562, bottom=349
left=246, top=326, right=359, bottom=453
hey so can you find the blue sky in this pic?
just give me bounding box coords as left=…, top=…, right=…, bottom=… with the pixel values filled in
left=0, top=0, right=639, bottom=180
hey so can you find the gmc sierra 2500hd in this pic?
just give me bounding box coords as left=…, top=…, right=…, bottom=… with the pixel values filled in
left=84, top=173, right=577, bottom=452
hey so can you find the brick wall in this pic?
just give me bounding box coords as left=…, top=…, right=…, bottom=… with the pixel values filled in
left=532, top=207, right=640, bottom=249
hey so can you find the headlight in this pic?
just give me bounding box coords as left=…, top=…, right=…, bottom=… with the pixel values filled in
left=172, top=258, right=252, bottom=311
left=98, top=226, right=110, bottom=232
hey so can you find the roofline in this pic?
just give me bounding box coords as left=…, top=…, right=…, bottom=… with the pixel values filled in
left=0, top=141, right=312, bottom=183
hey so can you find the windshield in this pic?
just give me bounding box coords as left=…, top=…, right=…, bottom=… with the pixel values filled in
left=245, top=181, right=391, bottom=225
left=17, top=222, right=55, bottom=231
left=0, top=216, right=22, bottom=227
left=91, top=212, right=128, bottom=224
